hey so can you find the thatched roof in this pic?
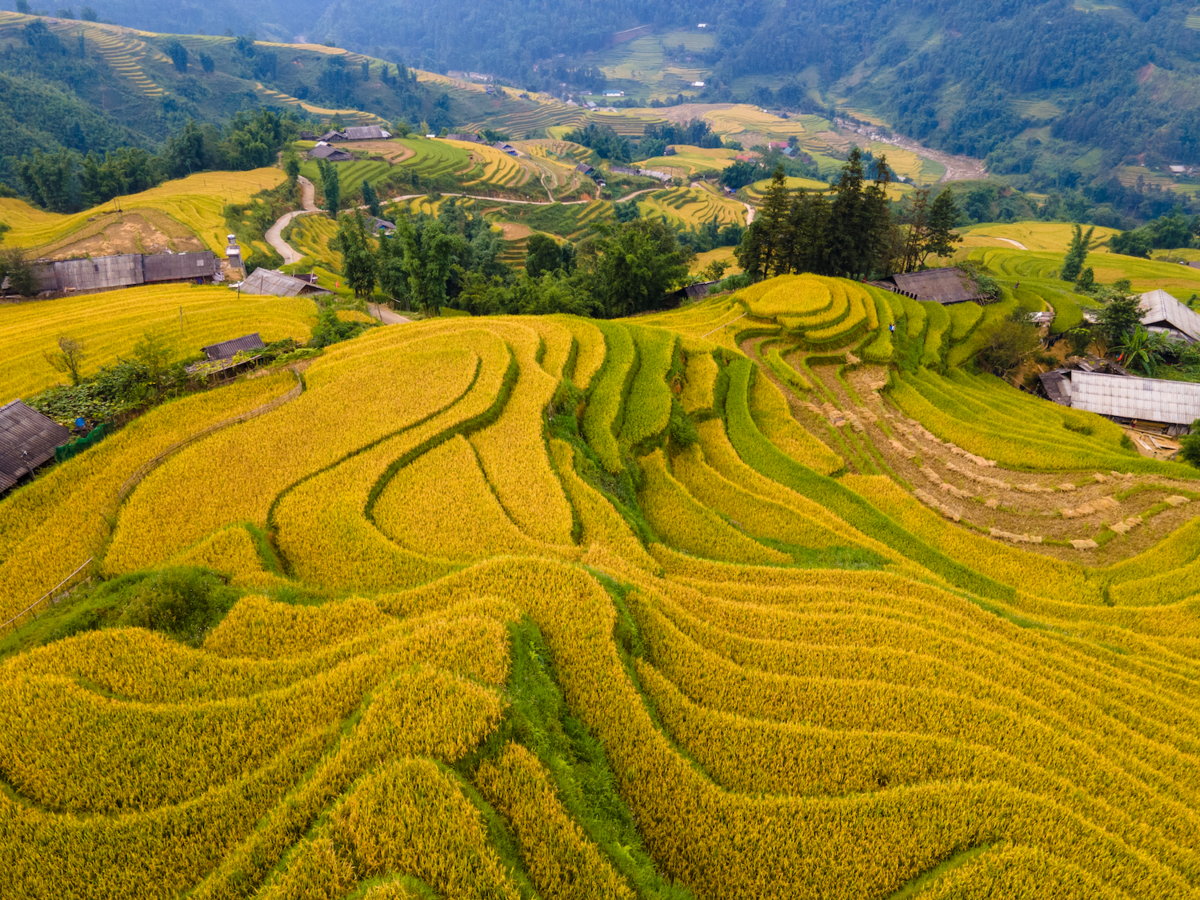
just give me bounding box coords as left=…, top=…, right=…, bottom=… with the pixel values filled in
left=0, top=400, right=71, bottom=492
left=880, top=268, right=989, bottom=305
left=1071, top=371, right=1200, bottom=426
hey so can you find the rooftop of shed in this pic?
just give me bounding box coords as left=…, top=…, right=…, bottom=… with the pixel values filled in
left=0, top=400, right=72, bottom=492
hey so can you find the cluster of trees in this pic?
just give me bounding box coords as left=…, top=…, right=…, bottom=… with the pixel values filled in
left=330, top=200, right=691, bottom=319
left=1108, top=211, right=1199, bottom=258
left=14, top=110, right=299, bottom=212
left=735, top=151, right=961, bottom=281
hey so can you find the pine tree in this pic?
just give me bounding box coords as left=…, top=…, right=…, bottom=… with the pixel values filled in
left=827, top=147, right=867, bottom=278
left=758, top=165, right=793, bottom=277
left=362, top=179, right=380, bottom=218
left=319, top=160, right=340, bottom=217
left=1061, top=224, right=1095, bottom=282
left=925, top=189, right=963, bottom=265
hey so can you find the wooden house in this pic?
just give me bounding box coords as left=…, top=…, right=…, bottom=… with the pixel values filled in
left=239, top=268, right=330, bottom=297
left=873, top=268, right=990, bottom=305
left=308, top=144, right=354, bottom=162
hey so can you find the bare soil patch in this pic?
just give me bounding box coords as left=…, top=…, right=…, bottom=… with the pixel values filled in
left=35, top=210, right=204, bottom=260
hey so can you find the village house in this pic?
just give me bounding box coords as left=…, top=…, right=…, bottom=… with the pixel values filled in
left=1139, top=289, right=1200, bottom=343
left=871, top=268, right=991, bottom=305
left=0, top=400, right=72, bottom=494
left=307, top=144, right=354, bottom=162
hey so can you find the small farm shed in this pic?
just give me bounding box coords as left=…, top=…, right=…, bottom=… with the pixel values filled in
left=308, top=144, right=354, bottom=162
left=343, top=126, right=392, bottom=141
left=493, top=142, right=519, bottom=156
left=576, top=163, right=596, bottom=176
left=1071, top=371, right=1200, bottom=431
left=873, top=268, right=990, bottom=305
left=188, top=333, right=267, bottom=378
left=368, top=218, right=397, bottom=234
left=318, top=130, right=348, bottom=142
left=0, top=400, right=72, bottom=493
left=143, top=251, right=218, bottom=284
left=1139, top=289, right=1200, bottom=343
left=31, top=251, right=217, bottom=294
left=446, top=134, right=483, bottom=143
left=202, top=333, right=265, bottom=361
left=239, top=268, right=330, bottom=297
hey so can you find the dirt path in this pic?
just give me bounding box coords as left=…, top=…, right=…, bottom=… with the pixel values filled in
left=996, top=237, right=1029, bottom=250
left=368, top=303, right=412, bottom=325
left=265, top=176, right=320, bottom=266
left=386, top=187, right=658, bottom=207
left=744, top=203, right=756, bottom=225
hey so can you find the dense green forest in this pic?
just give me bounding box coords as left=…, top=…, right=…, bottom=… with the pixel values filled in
left=77, top=0, right=1200, bottom=174
left=0, top=16, right=455, bottom=187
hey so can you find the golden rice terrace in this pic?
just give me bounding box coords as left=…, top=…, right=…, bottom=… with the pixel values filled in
left=2, top=273, right=1200, bottom=900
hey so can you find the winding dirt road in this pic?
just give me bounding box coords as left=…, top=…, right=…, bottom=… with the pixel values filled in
left=264, top=176, right=319, bottom=265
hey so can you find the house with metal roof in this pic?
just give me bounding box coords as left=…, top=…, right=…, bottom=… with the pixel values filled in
left=239, top=268, right=330, bottom=297
left=343, top=125, right=392, bottom=141
left=143, top=251, right=219, bottom=284
left=318, top=130, right=348, bottom=142
left=1071, top=370, right=1200, bottom=430
left=0, top=400, right=72, bottom=493
left=201, top=333, right=265, bottom=361
left=308, top=144, right=354, bottom=162
left=29, top=251, right=218, bottom=295
left=1139, top=289, right=1200, bottom=343
left=872, top=268, right=991, bottom=305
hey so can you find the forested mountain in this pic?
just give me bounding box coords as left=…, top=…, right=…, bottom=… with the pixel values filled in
left=0, top=13, right=456, bottom=187
left=74, top=0, right=1200, bottom=180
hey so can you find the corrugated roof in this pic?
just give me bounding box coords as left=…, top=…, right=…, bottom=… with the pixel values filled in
left=201, top=333, right=265, bottom=361
left=143, top=251, right=216, bottom=283
left=1140, top=289, right=1200, bottom=342
left=0, top=400, right=72, bottom=491
left=344, top=125, right=391, bottom=140
left=884, top=268, right=989, bottom=305
left=308, top=144, right=354, bottom=161
left=240, top=268, right=328, bottom=297
left=1071, top=371, right=1200, bottom=426
left=1039, top=369, right=1073, bottom=406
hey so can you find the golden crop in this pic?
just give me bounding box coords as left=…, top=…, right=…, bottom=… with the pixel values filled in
left=0, top=265, right=1198, bottom=900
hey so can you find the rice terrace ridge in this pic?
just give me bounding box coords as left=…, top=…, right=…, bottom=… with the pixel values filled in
left=1, top=2, right=1200, bottom=899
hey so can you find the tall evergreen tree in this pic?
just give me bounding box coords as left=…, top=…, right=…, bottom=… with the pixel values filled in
left=1061, top=224, right=1095, bottom=282
left=362, top=179, right=380, bottom=218
left=826, top=147, right=868, bottom=278
left=319, top=160, right=340, bottom=217
left=337, top=212, right=377, bottom=297
left=757, top=165, right=793, bottom=278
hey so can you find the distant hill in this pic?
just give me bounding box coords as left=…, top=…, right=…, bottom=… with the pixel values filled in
left=80, top=0, right=1200, bottom=186
left=0, top=12, right=459, bottom=186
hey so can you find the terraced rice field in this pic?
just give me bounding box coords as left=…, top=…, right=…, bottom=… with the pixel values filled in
left=639, top=186, right=747, bottom=228
left=0, top=169, right=286, bottom=255
left=3, top=236, right=1200, bottom=900
left=743, top=175, right=832, bottom=203
left=639, top=146, right=741, bottom=178
left=965, top=246, right=1200, bottom=294
left=0, top=284, right=316, bottom=401
left=959, top=222, right=1121, bottom=252
left=285, top=214, right=342, bottom=272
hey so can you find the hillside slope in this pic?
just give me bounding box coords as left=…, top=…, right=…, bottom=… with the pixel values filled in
left=2, top=272, right=1199, bottom=898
